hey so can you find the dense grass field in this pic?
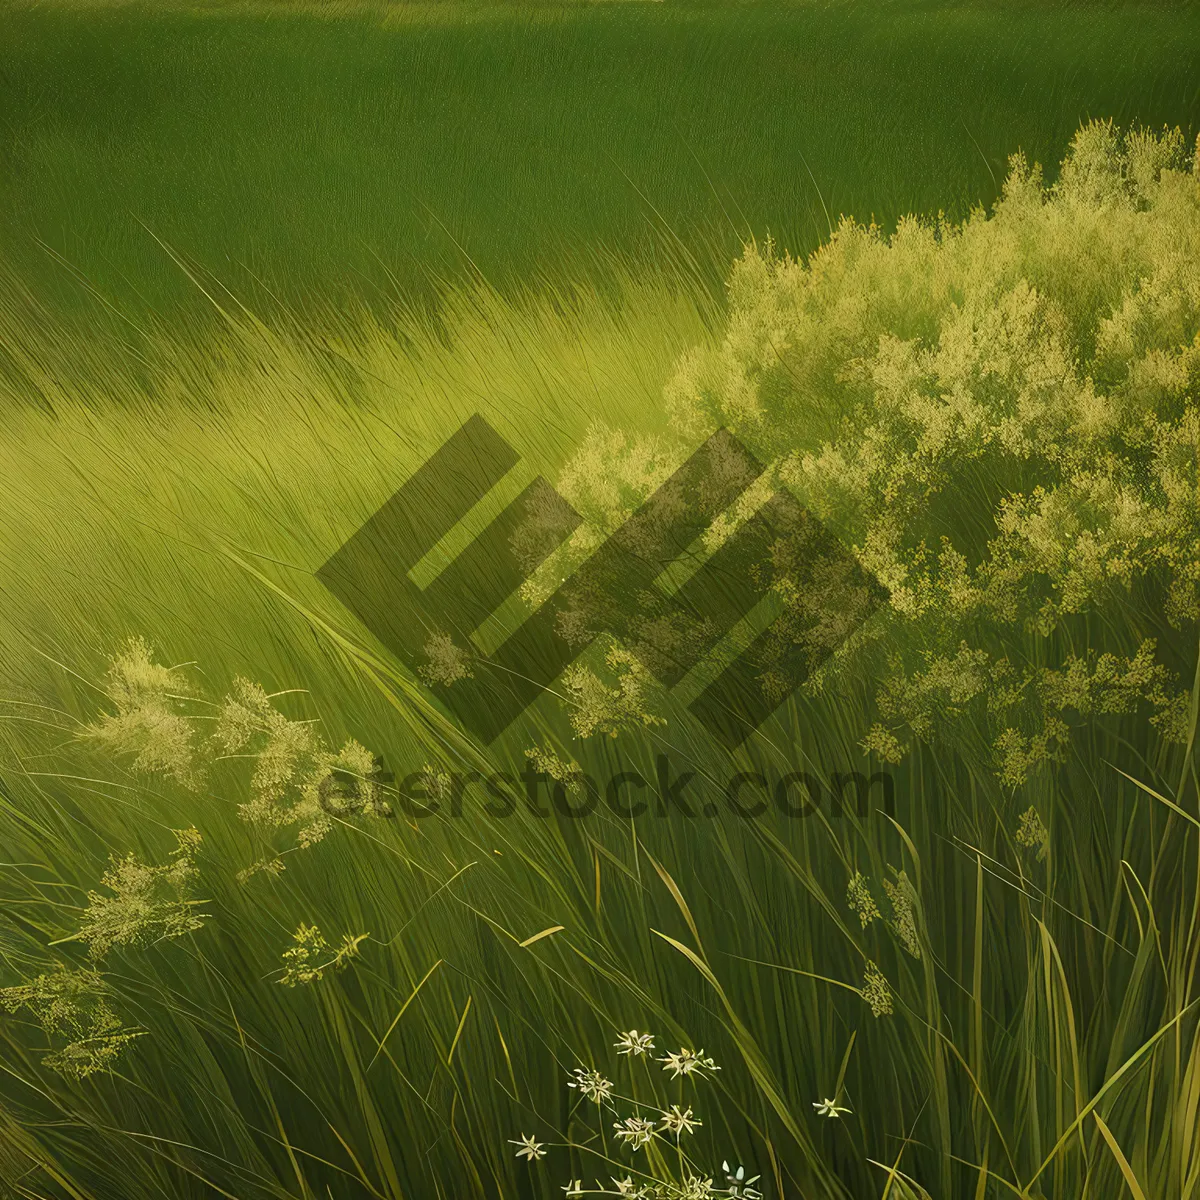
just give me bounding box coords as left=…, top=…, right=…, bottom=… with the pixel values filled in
left=3, top=0, right=1200, bottom=320
left=2, top=4, right=1200, bottom=1200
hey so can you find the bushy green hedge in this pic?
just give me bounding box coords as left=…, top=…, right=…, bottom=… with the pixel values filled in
left=546, top=121, right=1200, bottom=789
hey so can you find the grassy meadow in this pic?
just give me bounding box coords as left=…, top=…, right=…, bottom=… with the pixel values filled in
left=3, top=0, right=1200, bottom=318
left=2, top=4, right=1200, bottom=1200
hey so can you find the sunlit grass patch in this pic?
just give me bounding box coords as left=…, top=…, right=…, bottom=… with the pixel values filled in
left=0, top=122, right=1198, bottom=1200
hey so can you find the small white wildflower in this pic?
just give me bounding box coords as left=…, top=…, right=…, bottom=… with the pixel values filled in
left=658, top=1048, right=720, bottom=1079
left=567, top=1066, right=614, bottom=1105
left=614, top=1029, right=655, bottom=1056
left=658, top=1104, right=701, bottom=1137
left=723, top=1162, right=763, bottom=1200
left=813, top=1097, right=852, bottom=1118
left=679, top=1176, right=716, bottom=1199
left=612, top=1116, right=657, bottom=1150
left=509, top=1133, right=546, bottom=1161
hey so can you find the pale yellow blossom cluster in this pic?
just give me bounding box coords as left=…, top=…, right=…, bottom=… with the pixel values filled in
left=861, top=961, right=893, bottom=1017
left=1015, top=805, right=1050, bottom=855
left=71, top=828, right=206, bottom=959
left=0, top=967, right=143, bottom=1080
left=215, top=677, right=384, bottom=847
left=83, top=636, right=202, bottom=789
left=571, top=119, right=1200, bottom=784
left=5, top=645, right=390, bottom=1081
left=418, top=631, right=473, bottom=687
left=525, top=744, right=583, bottom=792
left=520, top=425, right=684, bottom=610
left=882, top=869, right=921, bottom=960
left=846, top=871, right=881, bottom=929
left=562, top=642, right=666, bottom=739
left=3, top=827, right=208, bottom=1078
left=86, top=643, right=389, bottom=848
left=278, top=923, right=368, bottom=987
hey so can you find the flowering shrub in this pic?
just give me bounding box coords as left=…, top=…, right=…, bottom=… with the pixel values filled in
left=544, top=122, right=1200, bottom=781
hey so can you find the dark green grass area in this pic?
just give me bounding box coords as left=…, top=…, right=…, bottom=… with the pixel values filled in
left=2, top=7, right=1200, bottom=1198
left=2, top=0, right=1199, bottom=320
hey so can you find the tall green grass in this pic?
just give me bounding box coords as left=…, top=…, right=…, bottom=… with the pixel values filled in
left=1, top=123, right=1199, bottom=1200
left=2, top=0, right=1199, bottom=321
left=0, top=264, right=741, bottom=1198
left=2, top=1, right=1200, bottom=1194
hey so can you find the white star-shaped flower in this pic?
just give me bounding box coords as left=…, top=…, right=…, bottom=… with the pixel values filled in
left=613, top=1029, right=655, bottom=1056
left=658, top=1104, right=701, bottom=1137
left=509, top=1132, right=547, bottom=1160
left=567, top=1066, right=614, bottom=1105
left=657, top=1048, right=720, bottom=1079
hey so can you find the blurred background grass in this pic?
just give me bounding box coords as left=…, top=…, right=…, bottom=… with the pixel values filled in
left=2, top=0, right=1199, bottom=323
